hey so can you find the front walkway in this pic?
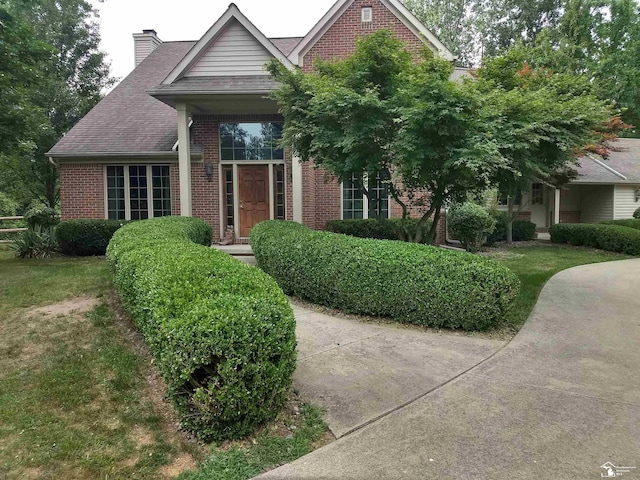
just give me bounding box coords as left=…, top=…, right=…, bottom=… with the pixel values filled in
left=293, top=304, right=504, bottom=438
left=260, top=259, right=640, bottom=479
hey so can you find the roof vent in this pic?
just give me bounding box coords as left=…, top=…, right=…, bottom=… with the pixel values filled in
left=132, top=29, right=162, bottom=67
left=361, top=7, right=373, bottom=29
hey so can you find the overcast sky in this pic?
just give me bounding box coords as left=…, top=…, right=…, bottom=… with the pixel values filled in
left=91, top=0, right=338, bottom=82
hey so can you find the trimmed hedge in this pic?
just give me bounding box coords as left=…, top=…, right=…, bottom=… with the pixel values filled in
left=550, top=223, right=640, bottom=255
left=633, top=207, right=640, bottom=219
left=251, top=221, right=520, bottom=331
left=107, top=217, right=296, bottom=441
left=56, top=219, right=128, bottom=256
left=326, top=218, right=432, bottom=242
left=448, top=203, right=495, bottom=252
left=600, top=219, right=640, bottom=231
left=486, top=212, right=537, bottom=245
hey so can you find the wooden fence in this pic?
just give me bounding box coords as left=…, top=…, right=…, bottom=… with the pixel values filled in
left=0, top=216, right=26, bottom=244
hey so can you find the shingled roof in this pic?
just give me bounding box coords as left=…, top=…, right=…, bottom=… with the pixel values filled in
left=574, top=139, right=640, bottom=184
left=48, top=36, right=304, bottom=159
left=48, top=41, right=196, bottom=158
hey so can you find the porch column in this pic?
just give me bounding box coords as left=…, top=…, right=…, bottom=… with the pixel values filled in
left=176, top=103, right=192, bottom=216
left=292, top=154, right=303, bottom=223
left=554, top=188, right=561, bottom=225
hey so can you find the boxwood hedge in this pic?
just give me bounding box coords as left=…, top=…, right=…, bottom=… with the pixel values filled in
left=600, top=219, right=640, bottom=231
left=326, top=218, right=432, bottom=242
left=550, top=222, right=640, bottom=255
left=251, top=221, right=520, bottom=331
left=56, top=219, right=129, bottom=256
left=107, top=217, right=296, bottom=441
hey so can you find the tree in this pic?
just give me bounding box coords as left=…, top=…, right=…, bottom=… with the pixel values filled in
left=0, top=0, right=115, bottom=208
left=269, top=31, right=503, bottom=244
left=474, top=50, right=616, bottom=242
left=403, top=0, right=476, bottom=65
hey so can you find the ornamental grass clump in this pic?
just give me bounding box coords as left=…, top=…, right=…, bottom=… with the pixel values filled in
left=107, top=217, right=296, bottom=441
left=251, top=220, right=520, bottom=331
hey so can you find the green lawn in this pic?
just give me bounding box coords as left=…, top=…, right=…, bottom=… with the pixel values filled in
left=484, top=244, right=630, bottom=331
left=0, top=246, right=328, bottom=479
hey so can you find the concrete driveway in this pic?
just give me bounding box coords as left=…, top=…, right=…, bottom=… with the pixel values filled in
left=260, top=259, right=640, bottom=479
left=293, top=304, right=505, bottom=438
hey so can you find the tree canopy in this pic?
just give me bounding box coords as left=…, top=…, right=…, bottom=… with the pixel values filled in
left=269, top=30, right=614, bottom=244
left=0, top=0, right=114, bottom=209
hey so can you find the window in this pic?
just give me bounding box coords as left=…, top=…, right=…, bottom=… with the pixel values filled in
left=274, top=165, right=286, bottom=220
left=106, top=165, right=171, bottom=220
left=342, top=171, right=390, bottom=220
left=106, top=166, right=126, bottom=220
left=152, top=166, right=172, bottom=217
left=498, top=191, right=522, bottom=206
left=223, top=166, right=234, bottom=227
left=361, top=6, right=373, bottom=22
left=128, top=165, right=148, bottom=220
left=220, top=122, right=284, bottom=161
left=531, top=183, right=544, bottom=205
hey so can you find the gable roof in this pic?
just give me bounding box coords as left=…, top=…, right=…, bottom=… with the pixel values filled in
left=288, top=0, right=455, bottom=65
left=47, top=41, right=196, bottom=158
left=163, top=3, right=295, bottom=85
left=271, top=37, right=304, bottom=56
left=573, top=139, right=640, bottom=183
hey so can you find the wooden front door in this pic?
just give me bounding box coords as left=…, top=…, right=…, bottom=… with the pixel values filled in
left=238, top=165, right=270, bottom=237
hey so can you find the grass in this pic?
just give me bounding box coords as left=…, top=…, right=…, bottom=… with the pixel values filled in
left=0, top=245, right=330, bottom=479
left=484, top=243, right=630, bottom=330
left=177, top=405, right=329, bottom=480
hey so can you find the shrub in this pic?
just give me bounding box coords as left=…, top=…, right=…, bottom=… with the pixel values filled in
left=634, top=207, right=640, bottom=219
left=550, top=223, right=640, bottom=255
left=11, top=225, right=57, bottom=258
left=486, top=212, right=537, bottom=245
left=251, top=221, right=520, bottom=331
left=600, top=219, right=640, bottom=231
left=56, top=219, right=129, bottom=256
left=106, top=217, right=295, bottom=441
left=325, top=218, right=432, bottom=242
left=24, top=206, right=59, bottom=229
left=448, top=203, right=496, bottom=252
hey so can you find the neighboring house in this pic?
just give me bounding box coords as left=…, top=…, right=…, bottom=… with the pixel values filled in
left=47, top=0, right=456, bottom=243
left=497, top=138, right=640, bottom=230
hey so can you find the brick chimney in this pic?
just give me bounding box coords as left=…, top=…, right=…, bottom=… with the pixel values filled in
left=132, top=29, right=162, bottom=67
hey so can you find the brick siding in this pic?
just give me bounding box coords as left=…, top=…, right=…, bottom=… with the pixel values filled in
left=559, top=211, right=581, bottom=224
left=192, top=114, right=293, bottom=241
left=59, top=163, right=105, bottom=220
left=301, top=0, right=431, bottom=229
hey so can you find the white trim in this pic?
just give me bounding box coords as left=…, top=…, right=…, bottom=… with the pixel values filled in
left=218, top=162, right=225, bottom=241
left=268, top=164, right=275, bottom=220
left=233, top=164, right=240, bottom=237
left=585, top=153, right=628, bottom=181
left=172, top=120, right=193, bottom=151
left=292, top=154, right=303, bottom=222
left=554, top=188, right=561, bottom=224
left=288, top=0, right=455, bottom=65
left=177, top=103, right=192, bottom=216
left=146, top=165, right=154, bottom=218
left=103, top=165, right=109, bottom=220
left=163, top=4, right=295, bottom=85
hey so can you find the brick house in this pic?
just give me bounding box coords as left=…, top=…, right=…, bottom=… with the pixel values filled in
left=47, top=0, right=456, bottom=243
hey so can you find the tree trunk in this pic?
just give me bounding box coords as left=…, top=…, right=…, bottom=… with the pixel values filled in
left=423, top=204, right=442, bottom=245
left=506, top=197, right=514, bottom=244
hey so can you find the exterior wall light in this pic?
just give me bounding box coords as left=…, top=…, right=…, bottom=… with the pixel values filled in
left=204, top=163, right=215, bottom=182
left=635, top=187, right=640, bottom=202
